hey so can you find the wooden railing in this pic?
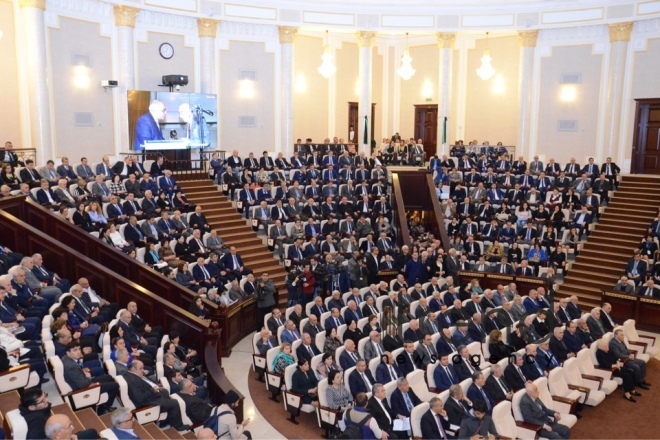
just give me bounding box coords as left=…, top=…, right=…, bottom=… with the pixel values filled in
left=425, top=173, right=451, bottom=253
left=391, top=173, right=412, bottom=247
left=602, top=290, right=660, bottom=332
left=457, top=271, right=546, bottom=295
left=0, top=196, right=257, bottom=356
left=0, top=197, right=246, bottom=418
left=0, top=147, right=37, bottom=164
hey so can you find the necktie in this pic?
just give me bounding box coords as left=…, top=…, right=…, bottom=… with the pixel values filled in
left=403, top=392, right=414, bottom=412
left=335, top=318, right=340, bottom=327
left=436, top=414, right=448, bottom=439
left=465, top=359, right=474, bottom=374
left=307, top=345, right=314, bottom=357
left=516, top=366, right=526, bottom=382
left=276, top=318, right=282, bottom=326
left=290, top=330, right=297, bottom=341
left=389, top=365, right=397, bottom=382
left=480, top=387, right=491, bottom=410
left=445, top=366, right=455, bottom=383
left=362, top=373, right=372, bottom=391
left=351, top=351, right=358, bottom=362
left=647, top=288, right=652, bottom=296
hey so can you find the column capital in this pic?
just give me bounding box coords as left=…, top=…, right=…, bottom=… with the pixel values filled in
left=278, top=26, right=299, bottom=44
left=19, top=0, right=46, bottom=10
left=436, top=32, right=456, bottom=49
left=518, top=30, right=539, bottom=47
left=609, top=22, right=633, bottom=42
left=356, top=31, right=377, bottom=48
left=114, top=5, right=140, bottom=28
left=198, top=18, right=220, bottom=38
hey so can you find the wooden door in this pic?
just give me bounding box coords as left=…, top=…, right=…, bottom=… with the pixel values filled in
left=348, top=102, right=376, bottom=149
left=632, top=98, right=660, bottom=174
left=414, top=105, right=438, bottom=158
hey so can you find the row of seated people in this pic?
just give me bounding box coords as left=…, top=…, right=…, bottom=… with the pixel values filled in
left=255, top=286, right=655, bottom=439
left=0, top=153, right=171, bottom=189
left=447, top=140, right=509, bottom=159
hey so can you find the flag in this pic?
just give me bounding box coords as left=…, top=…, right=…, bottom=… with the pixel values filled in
left=363, top=115, right=368, bottom=145
left=442, top=116, right=447, bottom=144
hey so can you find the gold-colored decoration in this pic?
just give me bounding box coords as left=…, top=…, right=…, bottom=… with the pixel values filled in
left=198, top=18, right=220, bottom=38
left=19, top=0, right=46, bottom=10
left=609, top=22, right=633, bottom=43
left=113, top=5, right=140, bottom=28
left=436, top=32, right=456, bottom=49
left=518, top=30, right=539, bottom=47
left=356, top=31, right=377, bottom=48
left=278, top=26, right=299, bottom=44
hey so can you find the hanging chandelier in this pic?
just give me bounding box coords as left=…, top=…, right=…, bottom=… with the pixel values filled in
left=476, top=32, right=496, bottom=81
left=397, top=32, right=416, bottom=81
left=317, top=30, right=336, bottom=78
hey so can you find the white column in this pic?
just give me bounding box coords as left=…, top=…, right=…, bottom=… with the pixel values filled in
left=198, top=19, right=220, bottom=94
left=279, top=26, right=298, bottom=156
left=20, top=0, right=52, bottom=164
left=437, top=32, right=455, bottom=157
left=604, top=22, right=633, bottom=160
left=357, top=31, right=376, bottom=153
left=114, top=5, right=140, bottom=153
left=517, top=30, right=538, bottom=159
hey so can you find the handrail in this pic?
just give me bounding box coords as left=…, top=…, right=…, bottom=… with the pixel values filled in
left=23, top=198, right=220, bottom=313
left=0, top=147, right=37, bottom=163
left=426, top=174, right=451, bottom=253
left=391, top=173, right=412, bottom=247
left=0, top=209, right=210, bottom=350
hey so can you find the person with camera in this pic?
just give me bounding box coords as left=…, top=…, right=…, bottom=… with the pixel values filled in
left=255, top=273, right=276, bottom=331
left=300, top=265, right=316, bottom=307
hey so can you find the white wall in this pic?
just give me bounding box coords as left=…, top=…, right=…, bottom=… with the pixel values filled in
left=0, top=1, right=22, bottom=148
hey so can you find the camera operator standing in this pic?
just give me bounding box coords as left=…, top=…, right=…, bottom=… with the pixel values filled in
left=286, top=270, right=303, bottom=307
left=255, top=273, right=277, bottom=331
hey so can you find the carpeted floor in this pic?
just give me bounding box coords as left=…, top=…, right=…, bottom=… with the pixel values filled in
left=248, top=360, right=660, bottom=439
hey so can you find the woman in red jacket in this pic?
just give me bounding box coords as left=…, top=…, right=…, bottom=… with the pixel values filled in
left=300, top=265, right=316, bottom=306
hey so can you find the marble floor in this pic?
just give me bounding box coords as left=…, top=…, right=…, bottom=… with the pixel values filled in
left=221, top=335, right=287, bottom=439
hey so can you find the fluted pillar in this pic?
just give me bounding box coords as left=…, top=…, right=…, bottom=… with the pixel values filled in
left=604, top=22, right=633, bottom=159
left=198, top=19, right=220, bottom=94
left=356, top=31, right=376, bottom=153
left=279, top=26, right=298, bottom=156
left=517, top=30, right=538, bottom=158
left=437, top=33, right=455, bottom=156
left=114, top=5, right=140, bottom=152
left=20, top=0, right=53, bottom=163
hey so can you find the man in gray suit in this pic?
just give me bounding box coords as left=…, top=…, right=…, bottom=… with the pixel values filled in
left=95, top=155, right=113, bottom=178
left=609, top=329, right=649, bottom=388
left=528, top=156, right=544, bottom=176
left=20, top=256, right=62, bottom=302
left=269, top=219, right=293, bottom=258
left=415, top=333, right=439, bottom=369
left=114, top=347, right=130, bottom=376
left=62, top=342, right=118, bottom=415
left=124, top=174, right=145, bottom=198
left=206, top=229, right=229, bottom=256
left=76, top=157, right=96, bottom=181
left=422, top=312, right=441, bottom=335
left=613, top=276, right=635, bottom=294
left=285, top=197, right=303, bottom=219
left=91, top=174, right=111, bottom=202
left=363, top=331, right=386, bottom=364
left=519, top=383, right=570, bottom=439
left=511, top=295, right=527, bottom=321
left=53, top=179, right=82, bottom=207
left=39, top=160, right=62, bottom=186
left=255, top=328, right=278, bottom=355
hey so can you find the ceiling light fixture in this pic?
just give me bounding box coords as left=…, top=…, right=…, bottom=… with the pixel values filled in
left=397, top=32, right=416, bottom=81
left=317, top=30, right=336, bottom=79
left=476, top=32, right=496, bottom=81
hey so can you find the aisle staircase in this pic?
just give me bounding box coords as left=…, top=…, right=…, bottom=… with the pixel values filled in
left=556, top=175, right=660, bottom=309
left=178, top=179, right=289, bottom=307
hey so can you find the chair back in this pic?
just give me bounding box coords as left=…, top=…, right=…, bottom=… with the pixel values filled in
left=491, top=400, right=517, bottom=439
left=511, top=388, right=527, bottom=422
left=5, top=409, right=29, bottom=440
left=410, top=402, right=430, bottom=438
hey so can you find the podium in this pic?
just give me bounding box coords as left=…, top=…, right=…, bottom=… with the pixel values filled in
left=144, top=140, right=190, bottom=163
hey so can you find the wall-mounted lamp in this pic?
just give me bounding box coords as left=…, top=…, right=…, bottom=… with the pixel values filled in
left=422, top=79, right=433, bottom=99
left=492, top=75, right=505, bottom=95
left=295, top=73, right=307, bottom=93
left=560, top=85, right=576, bottom=102
left=239, top=78, right=255, bottom=99
left=73, top=65, right=90, bottom=88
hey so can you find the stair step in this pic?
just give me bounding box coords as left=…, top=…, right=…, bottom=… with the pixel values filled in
left=142, top=423, right=170, bottom=440
left=567, top=268, right=618, bottom=283
left=100, top=413, right=155, bottom=439
left=74, top=408, right=108, bottom=434
left=162, top=427, right=187, bottom=439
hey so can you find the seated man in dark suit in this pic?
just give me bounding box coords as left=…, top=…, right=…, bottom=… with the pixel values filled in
left=339, top=339, right=361, bottom=371
left=390, top=377, right=422, bottom=418
left=397, top=341, right=418, bottom=377
left=62, top=342, right=118, bottom=415
left=124, top=360, right=190, bottom=431
left=484, top=364, right=514, bottom=402
left=466, top=371, right=495, bottom=414
left=348, top=359, right=375, bottom=398
left=35, top=180, right=61, bottom=210
left=535, top=340, right=561, bottom=371
left=296, top=332, right=321, bottom=364
left=458, top=400, right=499, bottom=440
left=367, top=384, right=399, bottom=438
left=118, top=309, right=158, bottom=357
left=504, top=353, right=530, bottom=391
left=549, top=327, right=575, bottom=362
left=177, top=378, right=214, bottom=424
left=421, top=397, right=452, bottom=440
left=444, top=384, right=473, bottom=428
left=255, top=328, right=278, bottom=355
left=309, top=296, right=328, bottom=320
left=433, top=354, right=460, bottom=391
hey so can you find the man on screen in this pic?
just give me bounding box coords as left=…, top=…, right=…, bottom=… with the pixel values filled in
left=133, top=99, right=166, bottom=150
left=179, top=103, right=210, bottom=148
